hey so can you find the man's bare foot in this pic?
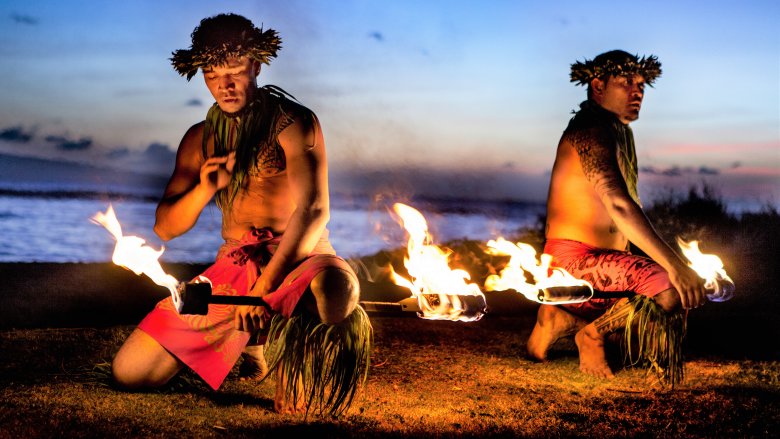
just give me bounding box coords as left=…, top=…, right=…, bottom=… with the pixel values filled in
left=527, top=305, right=587, bottom=361
left=274, top=367, right=306, bottom=414
left=238, top=345, right=268, bottom=381
left=574, top=324, right=614, bottom=379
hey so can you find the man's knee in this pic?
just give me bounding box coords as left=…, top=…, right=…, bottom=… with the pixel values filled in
left=112, top=353, right=147, bottom=390
left=111, top=329, right=180, bottom=390
left=653, top=288, right=681, bottom=313
left=309, top=267, right=360, bottom=325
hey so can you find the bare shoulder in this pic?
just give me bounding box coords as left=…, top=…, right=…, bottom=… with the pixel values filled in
left=168, top=121, right=206, bottom=174
left=560, top=122, right=623, bottom=194
left=562, top=124, right=615, bottom=158
left=277, top=101, right=322, bottom=153
left=179, top=121, right=205, bottom=154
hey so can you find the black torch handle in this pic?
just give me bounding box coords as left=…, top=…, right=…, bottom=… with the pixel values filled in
left=592, top=290, right=634, bottom=299
left=208, top=295, right=273, bottom=309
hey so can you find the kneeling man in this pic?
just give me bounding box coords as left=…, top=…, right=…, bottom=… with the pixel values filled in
left=528, top=50, right=706, bottom=385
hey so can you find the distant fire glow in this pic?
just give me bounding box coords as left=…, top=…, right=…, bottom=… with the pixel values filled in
left=91, top=205, right=182, bottom=310
left=484, top=237, right=593, bottom=304
left=677, top=238, right=735, bottom=302
left=390, top=203, right=486, bottom=321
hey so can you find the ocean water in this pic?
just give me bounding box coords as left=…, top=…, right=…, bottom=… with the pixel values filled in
left=0, top=193, right=545, bottom=263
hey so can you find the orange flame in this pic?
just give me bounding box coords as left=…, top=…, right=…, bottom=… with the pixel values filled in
left=677, top=238, right=735, bottom=302
left=91, top=205, right=182, bottom=310
left=390, top=203, right=486, bottom=321
left=484, top=237, right=593, bottom=304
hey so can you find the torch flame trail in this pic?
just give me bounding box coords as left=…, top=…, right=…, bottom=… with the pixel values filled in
left=91, top=205, right=182, bottom=309
left=484, top=237, right=593, bottom=304
left=390, top=203, right=486, bottom=322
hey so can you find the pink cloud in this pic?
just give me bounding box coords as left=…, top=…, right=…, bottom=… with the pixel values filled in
left=652, top=141, right=779, bottom=155
left=723, top=166, right=780, bottom=177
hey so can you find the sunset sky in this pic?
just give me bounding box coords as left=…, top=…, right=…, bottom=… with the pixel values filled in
left=0, top=0, right=778, bottom=208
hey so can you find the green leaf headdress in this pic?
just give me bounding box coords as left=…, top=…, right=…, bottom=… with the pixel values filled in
left=171, top=13, right=282, bottom=81
left=570, top=50, right=662, bottom=87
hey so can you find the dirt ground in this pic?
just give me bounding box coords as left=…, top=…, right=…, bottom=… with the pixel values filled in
left=1, top=311, right=777, bottom=438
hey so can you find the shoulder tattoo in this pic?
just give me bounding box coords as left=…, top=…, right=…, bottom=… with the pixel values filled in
left=564, top=127, right=624, bottom=195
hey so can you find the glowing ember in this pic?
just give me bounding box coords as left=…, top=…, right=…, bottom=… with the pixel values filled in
left=390, top=203, right=486, bottom=322
left=484, top=237, right=593, bottom=304
left=677, top=238, right=735, bottom=302
left=91, top=205, right=182, bottom=310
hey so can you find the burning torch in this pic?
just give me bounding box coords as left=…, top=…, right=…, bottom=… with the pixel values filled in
left=484, top=237, right=735, bottom=304
left=677, top=237, right=735, bottom=302
left=382, top=203, right=488, bottom=321
left=91, top=205, right=272, bottom=315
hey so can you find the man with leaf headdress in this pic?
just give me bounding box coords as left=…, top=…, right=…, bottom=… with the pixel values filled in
left=110, top=13, right=371, bottom=416
left=527, top=50, right=705, bottom=385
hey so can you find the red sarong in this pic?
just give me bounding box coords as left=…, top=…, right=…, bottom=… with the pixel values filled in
left=138, top=228, right=356, bottom=390
left=544, top=239, right=673, bottom=321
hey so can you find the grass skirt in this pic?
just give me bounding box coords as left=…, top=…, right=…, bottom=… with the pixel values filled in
left=263, top=306, right=373, bottom=416
left=622, top=295, right=687, bottom=386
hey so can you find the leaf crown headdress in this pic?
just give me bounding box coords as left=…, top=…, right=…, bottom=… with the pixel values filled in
left=570, top=50, right=662, bottom=87
left=171, top=13, right=282, bottom=81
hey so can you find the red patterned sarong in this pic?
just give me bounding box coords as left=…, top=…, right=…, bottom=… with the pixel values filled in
left=544, top=239, right=673, bottom=321
left=138, top=228, right=356, bottom=390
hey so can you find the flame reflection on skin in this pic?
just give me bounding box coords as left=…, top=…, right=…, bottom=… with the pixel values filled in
left=91, top=205, right=182, bottom=310
left=677, top=238, right=735, bottom=302
left=390, top=203, right=486, bottom=322
left=484, top=237, right=593, bottom=304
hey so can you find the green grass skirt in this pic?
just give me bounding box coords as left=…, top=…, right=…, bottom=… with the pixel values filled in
left=622, top=295, right=687, bottom=386
left=263, top=306, right=373, bottom=416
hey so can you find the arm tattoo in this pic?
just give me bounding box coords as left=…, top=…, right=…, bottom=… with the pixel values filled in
left=565, top=127, right=627, bottom=197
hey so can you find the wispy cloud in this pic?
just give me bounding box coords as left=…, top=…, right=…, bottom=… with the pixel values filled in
left=331, top=166, right=550, bottom=202
left=698, top=166, right=720, bottom=175
left=103, top=143, right=175, bottom=177
left=10, top=13, right=38, bottom=25
left=107, top=147, right=130, bottom=159
left=45, top=135, right=92, bottom=151
left=723, top=166, right=780, bottom=177
left=143, top=142, right=175, bottom=161
left=185, top=98, right=203, bottom=107
left=368, top=31, right=384, bottom=42
left=640, top=165, right=721, bottom=176
left=653, top=141, right=779, bottom=155
left=0, top=126, right=34, bottom=143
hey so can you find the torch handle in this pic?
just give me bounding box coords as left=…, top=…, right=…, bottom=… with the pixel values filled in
left=592, top=290, right=634, bottom=299
left=208, top=295, right=273, bottom=309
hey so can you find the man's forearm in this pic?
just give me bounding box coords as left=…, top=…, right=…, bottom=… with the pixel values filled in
left=253, top=205, right=329, bottom=295
left=603, top=195, right=684, bottom=272
left=154, top=183, right=215, bottom=241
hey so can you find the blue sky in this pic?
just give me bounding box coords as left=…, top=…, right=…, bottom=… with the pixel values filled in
left=0, top=0, right=778, bottom=207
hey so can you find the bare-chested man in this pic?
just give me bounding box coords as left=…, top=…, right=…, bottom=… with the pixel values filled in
left=110, top=13, right=371, bottom=415
left=527, top=50, right=706, bottom=385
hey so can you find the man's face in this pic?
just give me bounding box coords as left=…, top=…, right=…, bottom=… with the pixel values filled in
left=202, top=57, right=260, bottom=114
left=592, top=73, right=646, bottom=124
